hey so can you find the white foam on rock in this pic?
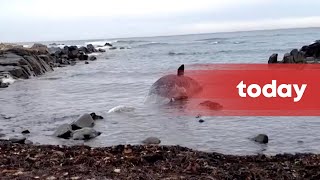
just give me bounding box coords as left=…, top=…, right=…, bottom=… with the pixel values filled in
left=108, top=105, right=135, bottom=113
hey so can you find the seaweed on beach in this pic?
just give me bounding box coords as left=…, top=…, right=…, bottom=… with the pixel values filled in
left=0, top=141, right=320, bottom=179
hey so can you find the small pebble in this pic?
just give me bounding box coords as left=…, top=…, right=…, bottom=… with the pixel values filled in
left=114, top=169, right=121, bottom=173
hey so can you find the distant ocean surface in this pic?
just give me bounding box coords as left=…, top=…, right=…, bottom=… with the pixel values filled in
left=1, top=28, right=320, bottom=155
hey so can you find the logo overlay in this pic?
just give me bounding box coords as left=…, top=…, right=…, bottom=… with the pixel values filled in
left=184, top=64, right=320, bottom=116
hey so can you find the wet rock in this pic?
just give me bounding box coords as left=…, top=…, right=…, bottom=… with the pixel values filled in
left=198, top=119, right=205, bottom=123
left=78, top=46, right=88, bottom=54
left=199, top=101, right=223, bottom=110
left=268, top=53, right=278, bottom=64
left=98, top=49, right=106, bottom=52
left=25, top=140, right=33, bottom=145
left=282, top=53, right=294, bottom=63
left=89, top=56, right=97, bottom=61
left=290, top=49, right=305, bottom=63
left=87, top=44, right=97, bottom=53
left=104, top=42, right=113, bottom=47
left=72, top=128, right=101, bottom=140
left=21, top=130, right=30, bottom=134
left=53, top=124, right=73, bottom=139
left=0, top=82, right=9, bottom=88
left=79, top=54, right=89, bottom=61
left=90, top=112, right=104, bottom=120
left=85, top=61, right=89, bottom=64
left=119, top=47, right=125, bottom=50
left=142, top=137, right=161, bottom=145
left=109, top=47, right=117, bottom=50
left=253, top=134, right=269, bottom=144
left=71, top=114, right=95, bottom=129
left=9, top=136, right=26, bottom=144
left=31, top=43, right=49, bottom=54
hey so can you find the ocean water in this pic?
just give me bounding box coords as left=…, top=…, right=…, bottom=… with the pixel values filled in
left=1, top=28, right=320, bottom=155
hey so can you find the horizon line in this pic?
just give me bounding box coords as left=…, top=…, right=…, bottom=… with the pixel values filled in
left=6, top=26, right=320, bottom=44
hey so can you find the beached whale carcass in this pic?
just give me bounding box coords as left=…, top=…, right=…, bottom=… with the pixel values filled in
left=147, top=64, right=202, bottom=101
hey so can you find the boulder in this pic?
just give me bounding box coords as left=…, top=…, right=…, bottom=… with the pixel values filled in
left=72, top=128, right=101, bottom=140
left=304, top=42, right=320, bottom=57
left=79, top=46, right=88, bottom=54
left=89, top=56, right=97, bottom=61
left=104, top=42, right=113, bottom=47
left=31, top=43, right=49, bottom=54
left=79, top=54, right=89, bottom=61
left=9, top=135, right=26, bottom=144
left=290, top=49, right=305, bottom=63
left=71, top=113, right=95, bottom=129
left=90, top=112, right=104, bottom=120
left=142, top=137, right=161, bottom=145
left=0, top=82, right=9, bottom=88
left=87, top=44, right=97, bottom=53
left=21, top=130, right=30, bottom=134
left=268, top=53, right=278, bottom=64
left=199, top=101, right=223, bottom=110
left=53, top=123, right=73, bottom=139
left=253, top=134, right=268, bottom=144
left=282, top=53, right=294, bottom=63
left=198, top=119, right=205, bottom=123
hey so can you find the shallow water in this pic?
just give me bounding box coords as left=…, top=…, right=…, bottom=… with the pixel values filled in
left=1, top=28, right=320, bottom=155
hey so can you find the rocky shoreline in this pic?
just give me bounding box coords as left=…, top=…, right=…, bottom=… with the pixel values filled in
left=0, top=140, right=320, bottom=179
left=0, top=42, right=109, bottom=88
left=268, top=40, right=320, bottom=64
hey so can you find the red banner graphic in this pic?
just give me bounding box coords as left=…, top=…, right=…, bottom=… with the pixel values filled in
left=184, top=64, right=320, bottom=116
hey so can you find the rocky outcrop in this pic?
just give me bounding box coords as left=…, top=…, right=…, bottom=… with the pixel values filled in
left=268, top=40, right=320, bottom=64
left=54, top=113, right=103, bottom=140
left=0, top=46, right=54, bottom=80
left=0, top=42, right=106, bottom=88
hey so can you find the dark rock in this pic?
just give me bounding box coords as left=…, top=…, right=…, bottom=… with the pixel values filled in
left=72, top=128, right=101, bottom=140
left=290, top=49, right=305, bottom=63
left=9, top=136, right=26, bottom=144
left=79, top=54, right=89, bottom=61
left=0, top=82, right=9, bottom=88
left=282, top=53, right=294, bottom=63
left=78, top=46, right=88, bottom=54
left=25, top=140, right=33, bottom=145
left=304, top=42, right=320, bottom=57
left=53, top=124, right=73, bottom=139
left=253, top=134, right=268, bottom=144
left=87, top=44, right=97, bottom=53
left=31, top=43, right=49, bottom=54
left=199, top=101, right=223, bottom=110
left=90, top=112, right=104, bottom=120
left=109, top=47, right=117, bottom=50
left=104, top=42, right=113, bottom=47
left=119, top=47, right=125, bottom=50
left=21, top=130, right=30, bottom=134
left=85, top=61, right=89, bottom=64
left=198, top=119, right=205, bottom=123
left=268, top=53, right=278, bottom=64
left=89, top=56, right=97, bottom=61
left=71, top=114, right=95, bottom=129
left=142, top=137, right=161, bottom=145
left=98, top=48, right=106, bottom=52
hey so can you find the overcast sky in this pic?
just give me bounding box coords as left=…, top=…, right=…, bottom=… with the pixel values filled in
left=1, top=0, right=320, bottom=42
